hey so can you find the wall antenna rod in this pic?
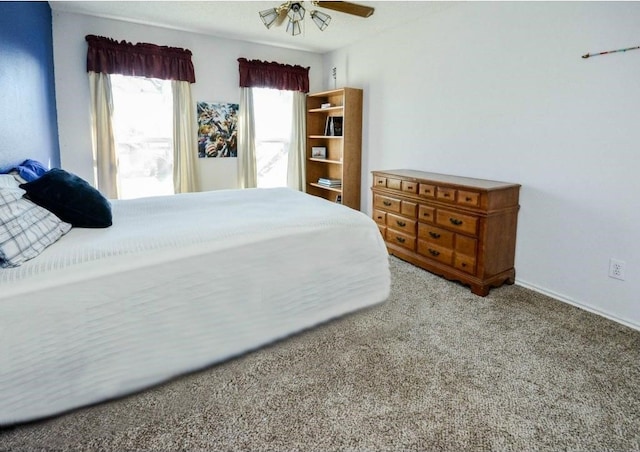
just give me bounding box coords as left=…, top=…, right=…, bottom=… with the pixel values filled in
left=582, top=45, right=640, bottom=59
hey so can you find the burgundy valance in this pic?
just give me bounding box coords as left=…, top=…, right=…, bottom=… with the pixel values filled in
left=238, top=58, right=309, bottom=93
left=86, top=35, right=196, bottom=83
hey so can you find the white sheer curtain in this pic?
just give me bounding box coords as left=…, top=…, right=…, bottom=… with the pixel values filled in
left=171, top=80, right=199, bottom=193
left=88, top=71, right=118, bottom=199
left=237, top=58, right=309, bottom=190
left=287, top=91, right=306, bottom=191
left=237, top=87, right=257, bottom=188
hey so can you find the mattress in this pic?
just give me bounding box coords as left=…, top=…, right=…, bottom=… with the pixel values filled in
left=0, top=188, right=390, bottom=426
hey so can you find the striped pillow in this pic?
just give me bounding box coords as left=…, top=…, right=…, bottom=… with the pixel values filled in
left=0, top=188, right=72, bottom=268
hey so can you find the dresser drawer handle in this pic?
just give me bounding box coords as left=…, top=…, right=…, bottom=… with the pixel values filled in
left=449, top=218, right=463, bottom=226
left=443, top=193, right=450, bottom=197
left=383, top=200, right=392, bottom=207
left=465, top=197, right=472, bottom=202
left=428, top=248, right=440, bottom=256
left=428, top=232, right=441, bottom=239
left=378, top=180, right=384, bottom=184
left=406, top=185, right=414, bottom=190
left=377, top=216, right=383, bottom=220
left=396, top=237, right=406, bottom=244
left=396, top=220, right=406, bottom=227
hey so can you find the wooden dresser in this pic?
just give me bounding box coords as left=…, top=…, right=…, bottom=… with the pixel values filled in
left=372, top=169, right=520, bottom=296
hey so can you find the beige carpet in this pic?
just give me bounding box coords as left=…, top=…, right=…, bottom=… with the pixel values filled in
left=1, top=256, right=639, bottom=451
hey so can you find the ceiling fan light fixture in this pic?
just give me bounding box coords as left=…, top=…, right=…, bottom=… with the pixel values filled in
left=259, top=7, right=280, bottom=29
left=310, top=10, right=331, bottom=31
left=287, top=2, right=305, bottom=22
left=260, top=0, right=373, bottom=37
left=286, top=17, right=302, bottom=36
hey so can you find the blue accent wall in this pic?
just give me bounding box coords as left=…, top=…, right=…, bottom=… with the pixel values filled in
left=0, top=1, right=60, bottom=168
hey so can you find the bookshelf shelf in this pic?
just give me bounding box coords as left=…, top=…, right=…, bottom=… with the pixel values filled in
left=309, top=182, right=342, bottom=193
left=309, top=158, right=342, bottom=164
left=309, top=106, right=343, bottom=113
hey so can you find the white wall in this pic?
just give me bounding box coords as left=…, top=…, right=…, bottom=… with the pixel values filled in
left=51, top=11, right=323, bottom=192
left=324, top=1, right=640, bottom=329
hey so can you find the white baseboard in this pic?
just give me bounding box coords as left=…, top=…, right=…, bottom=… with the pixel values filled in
left=515, top=279, right=640, bottom=333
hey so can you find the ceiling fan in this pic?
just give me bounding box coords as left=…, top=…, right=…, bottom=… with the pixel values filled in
left=259, top=1, right=375, bottom=36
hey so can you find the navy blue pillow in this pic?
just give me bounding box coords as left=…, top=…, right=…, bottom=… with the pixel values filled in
left=20, top=168, right=112, bottom=228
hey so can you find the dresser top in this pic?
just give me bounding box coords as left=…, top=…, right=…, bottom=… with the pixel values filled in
left=372, top=169, right=520, bottom=190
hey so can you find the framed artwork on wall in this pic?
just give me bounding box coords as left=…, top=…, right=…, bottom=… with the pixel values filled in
left=197, top=102, right=238, bottom=158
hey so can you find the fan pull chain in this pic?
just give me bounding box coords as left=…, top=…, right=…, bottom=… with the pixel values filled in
left=582, top=45, right=640, bottom=59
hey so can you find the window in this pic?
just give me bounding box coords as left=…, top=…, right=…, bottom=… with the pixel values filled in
left=110, top=74, right=174, bottom=199
left=252, top=87, right=293, bottom=188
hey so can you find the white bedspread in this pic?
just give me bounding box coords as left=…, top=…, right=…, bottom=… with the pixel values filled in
left=0, top=188, right=390, bottom=425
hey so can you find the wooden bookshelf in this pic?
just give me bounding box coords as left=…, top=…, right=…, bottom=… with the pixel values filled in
left=305, top=88, right=363, bottom=210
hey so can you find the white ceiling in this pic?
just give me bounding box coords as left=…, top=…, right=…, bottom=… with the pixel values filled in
left=48, top=1, right=460, bottom=53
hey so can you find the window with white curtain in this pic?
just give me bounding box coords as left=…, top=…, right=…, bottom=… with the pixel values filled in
left=110, top=74, right=174, bottom=199
left=252, top=87, right=293, bottom=188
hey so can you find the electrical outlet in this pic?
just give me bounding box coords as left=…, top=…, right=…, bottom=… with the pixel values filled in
left=609, top=258, right=626, bottom=281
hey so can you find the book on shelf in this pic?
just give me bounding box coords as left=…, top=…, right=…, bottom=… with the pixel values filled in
left=324, top=116, right=343, bottom=136
left=324, top=117, right=333, bottom=136
left=317, top=177, right=342, bottom=187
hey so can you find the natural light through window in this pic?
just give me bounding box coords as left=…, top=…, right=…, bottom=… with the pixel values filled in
left=110, top=74, right=174, bottom=199
left=253, top=87, right=293, bottom=188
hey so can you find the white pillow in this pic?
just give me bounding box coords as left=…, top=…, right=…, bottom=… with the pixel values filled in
left=0, top=188, right=72, bottom=268
left=0, top=174, right=24, bottom=193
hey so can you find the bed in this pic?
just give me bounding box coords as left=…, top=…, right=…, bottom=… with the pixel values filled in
left=0, top=184, right=390, bottom=426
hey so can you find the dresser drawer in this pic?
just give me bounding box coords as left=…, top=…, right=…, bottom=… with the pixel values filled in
left=386, top=229, right=416, bottom=251
left=417, top=241, right=453, bottom=265
left=436, top=187, right=456, bottom=202
left=454, top=255, right=476, bottom=274
left=418, top=224, right=454, bottom=248
left=418, top=183, right=436, bottom=198
left=401, top=180, right=418, bottom=194
left=401, top=200, right=417, bottom=217
left=418, top=205, right=435, bottom=223
left=436, top=209, right=478, bottom=236
left=387, top=213, right=417, bottom=235
left=457, top=190, right=480, bottom=208
left=455, top=234, right=477, bottom=257
left=374, top=194, right=401, bottom=213
left=377, top=225, right=386, bottom=237
left=373, top=209, right=386, bottom=225
left=373, top=176, right=387, bottom=188
left=386, top=178, right=402, bottom=190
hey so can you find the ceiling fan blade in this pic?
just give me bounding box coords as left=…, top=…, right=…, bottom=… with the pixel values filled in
left=315, top=1, right=375, bottom=18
